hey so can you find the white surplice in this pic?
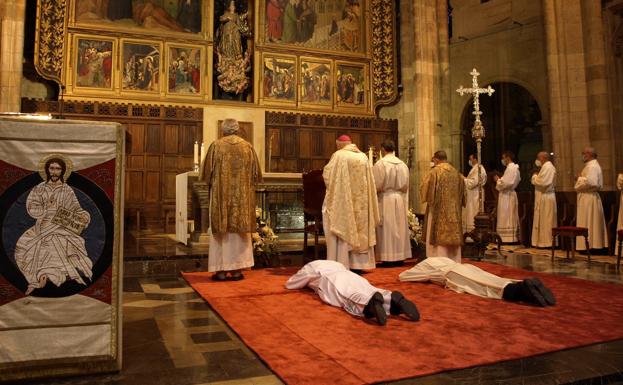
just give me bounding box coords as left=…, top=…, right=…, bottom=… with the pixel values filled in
left=617, top=173, right=623, bottom=231
left=574, top=159, right=608, bottom=250
left=372, top=153, right=411, bottom=262
left=398, top=257, right=517, bottom=299
left=531, top=161, right=557, bottom=247
left=285, top=260, right=391, bottom=317
left=496, top=162, right=521, bottom=243
left=462, top=163, right=487, bottom=233
left=208, top=231, right=254, bottom=272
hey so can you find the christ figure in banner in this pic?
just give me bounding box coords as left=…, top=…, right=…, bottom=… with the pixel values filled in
left=14, top=157, right=93, bottom=295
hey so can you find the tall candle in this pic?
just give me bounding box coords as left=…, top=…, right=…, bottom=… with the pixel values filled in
left=200, top=142, right=206, bottom=164
left=368, top=146, right=373, bottom=165
left=194, top=141, right=199, bottom=165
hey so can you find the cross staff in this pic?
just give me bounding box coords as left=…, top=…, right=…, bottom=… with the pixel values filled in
left=456, top=68, right=495, bottom=212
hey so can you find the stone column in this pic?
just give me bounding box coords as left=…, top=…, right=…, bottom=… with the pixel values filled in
left=0, top=0, right=26, bottom=112
left=542, top=0, right=591, bottom=191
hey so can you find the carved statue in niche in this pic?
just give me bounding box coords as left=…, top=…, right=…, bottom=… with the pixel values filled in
left=216, top=0, right=252, bottom=95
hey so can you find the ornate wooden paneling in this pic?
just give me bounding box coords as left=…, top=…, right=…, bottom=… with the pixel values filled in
left=265, top=111, right=398, bottom=173
left=22, top=99, right=203, bottom=231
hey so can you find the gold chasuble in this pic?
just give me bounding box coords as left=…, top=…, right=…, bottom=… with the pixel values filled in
left=323, top=144, right=380, bottom=252
left=202, top=135, right=262, bottom=234
left=421, top=163, right=465, bottom=246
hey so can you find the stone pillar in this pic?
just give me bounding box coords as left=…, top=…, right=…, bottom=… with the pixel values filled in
left=0, top=0, right=26, bottom=112
left=380, top=0, right=450, bottom=212
left=543, top=0, right=591, bottom=191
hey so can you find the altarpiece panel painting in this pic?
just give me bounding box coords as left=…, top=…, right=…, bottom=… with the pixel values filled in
left=167, top=45, right=202, bottom=95
left=74, top=37, right=114, bottom=89
left=299, top=59, right=332, bottom=106
left=122, top=41, right=161, bottom=92
left=336, top=63, right=366, bottom=108
left=261, top=54, right=297, bottom=103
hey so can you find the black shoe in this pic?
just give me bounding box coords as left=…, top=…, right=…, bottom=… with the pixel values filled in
left=502, top=282, right=522, bottom=302
left=211, top=273, right=227, bottom=281
left=364, top=292, right=387, bottom=326
left=520, top=279, right=548, bottom=307
left=390, top=291, right=420, bottom=321
left=527, top=278, right=556, bottom=306
left=229, top=273, right=244, bottom=281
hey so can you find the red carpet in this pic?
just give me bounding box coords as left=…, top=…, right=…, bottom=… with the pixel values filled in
left=182, top=262, right=623, bottom=385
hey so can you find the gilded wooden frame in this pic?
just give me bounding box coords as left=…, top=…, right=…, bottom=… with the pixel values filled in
left=71, top=34, right=117, bottom=95
left=164, top=43, right=206, bottom=99
left=334, top=61, right=369, bottom=113
left=259, top=52, right=298, bottom=107
left=119, top=39, right=163, bottom=97
left=298, top=57, right=333, bottom=110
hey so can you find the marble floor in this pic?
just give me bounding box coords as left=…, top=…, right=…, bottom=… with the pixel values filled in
left=19, top=247, right=623, bottom=385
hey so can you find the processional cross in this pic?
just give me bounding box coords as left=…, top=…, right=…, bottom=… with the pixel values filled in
left=456, top=68, right=503, bottom=259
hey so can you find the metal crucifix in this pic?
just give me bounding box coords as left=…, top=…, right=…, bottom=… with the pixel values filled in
left=456, top=68, right=502, bottom=260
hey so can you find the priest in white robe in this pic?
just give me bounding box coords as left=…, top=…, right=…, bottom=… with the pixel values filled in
left=495, top=150, right=521, bottom=243
left=421, top=151, right=465, bottom=262
left=574, top=147, right=608, bottom=250
left=372, top=139, right=410, bottom=264
left=462, top=154, right=487, bottom=234
left=322, top=135, right=380, bottom=270
left=530, top=151, right=557, bottom=247
left=617, top=173, right=623, bottom=231
left=399, top=257, right=556, bottom=307
left=286, top=260, right=420, bottom=325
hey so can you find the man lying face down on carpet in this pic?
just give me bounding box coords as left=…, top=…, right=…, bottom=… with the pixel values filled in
left=286, top=260, right=420, bottom=325
left=399, top=257, right=556, bottom=307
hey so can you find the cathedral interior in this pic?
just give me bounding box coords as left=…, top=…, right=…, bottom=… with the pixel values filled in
left=1, top=0, right=623, bottom=384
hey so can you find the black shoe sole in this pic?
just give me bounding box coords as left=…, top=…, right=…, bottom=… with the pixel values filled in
left=371, top=292, right=387, bottom=326
left=529, top=278, right=556, bottom=306
left=390, top=291, right=420, bottom=321
left=523, top=279, right=547, bottom=307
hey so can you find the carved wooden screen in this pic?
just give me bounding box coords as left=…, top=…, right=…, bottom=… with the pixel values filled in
left=265, top=112, right=398, bottom=173
left=21, top=99, right=203, bottom=231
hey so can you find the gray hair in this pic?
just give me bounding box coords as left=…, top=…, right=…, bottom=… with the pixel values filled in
left=221, top=119, right=240, bottom=135
left=584, top=146, right=597, bottom=158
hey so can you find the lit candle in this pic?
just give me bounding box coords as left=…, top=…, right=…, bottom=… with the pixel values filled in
left=200, top=142, right=206, bottom=164
left=194, top=141, right=199, bottom=165
left=368, top=146, right=373, bottom=165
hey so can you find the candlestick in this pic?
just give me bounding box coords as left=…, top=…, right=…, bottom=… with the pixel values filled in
left=200, top=142, right=206, bottom=164
left=194, top=141, right=199, bottom=165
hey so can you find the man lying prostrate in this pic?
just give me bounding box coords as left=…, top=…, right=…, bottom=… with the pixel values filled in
left=399, top=257, right=556, bottom=307
left=286, top=260, right=420, bottom=326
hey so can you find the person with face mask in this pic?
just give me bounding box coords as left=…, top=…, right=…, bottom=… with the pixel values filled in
left=462, top=154, right=487, bottom=234
left=574, top=147, right=608, bottom=251
left=420, top=151, right=465, bottom=262
left=494, top=151, right=521, bottom=243
left=530, top=151, right=558, bottom=247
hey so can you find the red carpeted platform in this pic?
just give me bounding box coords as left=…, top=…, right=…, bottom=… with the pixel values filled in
left=182, top=262, right=623, bottom=385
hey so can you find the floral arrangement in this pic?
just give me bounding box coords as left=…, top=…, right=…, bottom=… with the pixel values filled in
left=407, top=208, right=424, bottom=245
left=252, top=208, right=280, bottom=267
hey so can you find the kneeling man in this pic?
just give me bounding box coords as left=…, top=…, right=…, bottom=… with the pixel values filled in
left=399, top=257, right=556, bottom=307
left=286, top=260, right=420, bottom=326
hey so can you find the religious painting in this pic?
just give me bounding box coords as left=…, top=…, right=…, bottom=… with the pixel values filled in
left=262, top=0, right=365, bottom=53
left=121, top=40, right=161, bottom=92
left=261, top=54, right=296, bottom=104
left=299, top=58, right=332, bottom=107
left=73, top=0, right=203, bottom=35
left=74, top=37, right=115, bottom=89
left=335, top=62, right=367, bottom=109
left=166, top=44, right=203, bottom=95
left=0, top=116, right=123, bottom=380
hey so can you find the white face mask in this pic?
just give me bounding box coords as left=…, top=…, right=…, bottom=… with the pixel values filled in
left=429, top=161, right=435, bottom=168
left=535, top=159, right=542, bottom=168
left=501, top=159, right=507, bottom=167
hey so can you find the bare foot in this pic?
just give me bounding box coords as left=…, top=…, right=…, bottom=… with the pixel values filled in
left=38, top=275, right=48, bottom=287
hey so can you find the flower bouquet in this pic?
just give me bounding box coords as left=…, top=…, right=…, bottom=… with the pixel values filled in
left=252, top=208, right=280, bottom=267
left=407, top=208, right=425, bottom=261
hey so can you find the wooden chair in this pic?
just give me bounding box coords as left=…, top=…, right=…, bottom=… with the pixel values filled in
left=302, top=170, right=326, bottom=262
left=551, top=226, right=590, bottom=263
left=617, top=229, right=623, bottom=271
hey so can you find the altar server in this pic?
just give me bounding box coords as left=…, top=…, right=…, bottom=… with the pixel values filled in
left=323, top=135, right=380, bottom=270
left=495, top=150, right=521, bottom=243
left=201, top=118, right=262, bottom=281
left=574, top=147, right=608, bottom=250
left=286, top=260, right=420, bottom=326
left=531, top=151, right=557, bottom=247
left=399, top=257, right=556, bottom=307
left=421, top=150, right=465, bottom=262
left=462, top=154, right=487, bottom=234
left=373, top=139, right=410, bottom=264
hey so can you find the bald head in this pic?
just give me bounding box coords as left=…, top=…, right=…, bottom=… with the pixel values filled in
left=432, top=150, right=447, bottom=165
left=537, top=151, right=550, bottom=162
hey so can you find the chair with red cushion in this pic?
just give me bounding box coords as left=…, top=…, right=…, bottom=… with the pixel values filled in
left=551, top=226, right=590, bottom=263
left=617, top=229, right=623, bottom=271
left=302, top=170, right=326, bottom=262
